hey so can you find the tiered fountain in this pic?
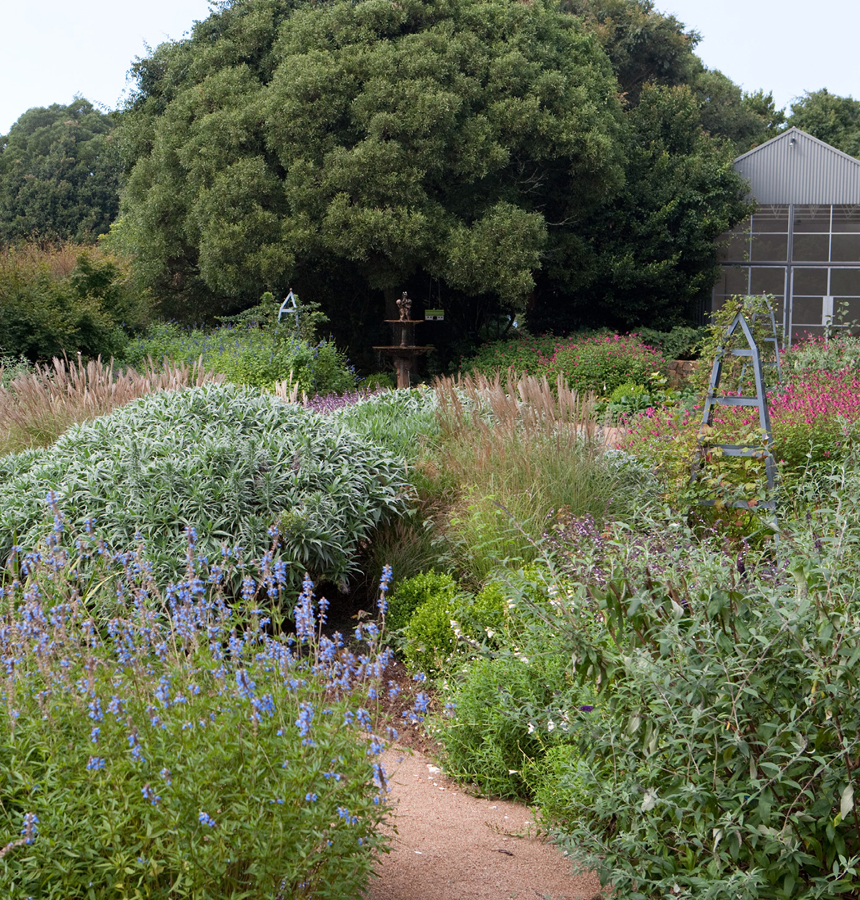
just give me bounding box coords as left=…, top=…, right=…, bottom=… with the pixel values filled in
left=373, top=292, right=433, bottom=388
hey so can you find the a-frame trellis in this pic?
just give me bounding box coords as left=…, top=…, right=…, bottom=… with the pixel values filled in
left=695, top=310, right=778, bottom=523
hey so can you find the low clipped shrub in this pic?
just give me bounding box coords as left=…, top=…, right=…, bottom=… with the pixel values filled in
left=402, top=589, right=466, bottom=678
left=386, top=570, right=460, bottom=634
left=0, top=383, right=409, bottom=589
left=394, top=575, right=506, bottom=678
left=0, top=518, right=394, bottom=900
left=120, top=321, right=356, bottom=395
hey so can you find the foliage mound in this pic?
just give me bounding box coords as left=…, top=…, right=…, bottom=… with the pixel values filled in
left=0, top=355, right=222, bottom=456
left=0, top=242, right=151, bottom=362
left=0, top=383, right=409, bottom=588
left=460, top=331, right=670, bottom=395
left=0, top=517, right=395, bottom=900
left=330, top=387, right=439, bottom=464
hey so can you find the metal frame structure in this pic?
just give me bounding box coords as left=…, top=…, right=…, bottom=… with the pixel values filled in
left=695, top=311, right=778, bottom=522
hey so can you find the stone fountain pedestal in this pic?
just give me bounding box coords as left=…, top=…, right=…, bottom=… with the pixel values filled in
left=373, top=293, right=433, bottom=388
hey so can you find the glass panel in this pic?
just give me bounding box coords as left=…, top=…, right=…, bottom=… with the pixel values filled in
left=831, top=234, right=860, bottom=263
left=714, top=266, right=750, bottom=296
left=792, top=297, right=824, bottom=324
left=718, top=232, right=749, bottom=262
left=831, top=207, right=860, bottom=233
left=792, top=324, right=826, bottom=341
left=749, top=267, right=785, bottom=294
left=752, top=207, right=789, bottom=232
left=793, top=205, right=831, bottom=232
left=750, top=233, right=787, bottom=261
left=793, top=268, right=828, bottom=295
left=831, top=268, right=860, bottom=296
left=793, top=233, right=830, bottom=262
left=836, top=298, right=860, bottom=326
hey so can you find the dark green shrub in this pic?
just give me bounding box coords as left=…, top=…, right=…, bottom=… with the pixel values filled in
left=635, top=325, right=705, bottom=360
left=0, top=383, right=409, bottom=589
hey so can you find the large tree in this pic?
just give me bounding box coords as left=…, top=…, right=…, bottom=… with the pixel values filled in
left=114, top=0, right=626, bottom=327
left=0, top=98, right=121, bottom=244
left=787, top=89, right=860, bottom=159
left=531, top=83, right=753, bottom=332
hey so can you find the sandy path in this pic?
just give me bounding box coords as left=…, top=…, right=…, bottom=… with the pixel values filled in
left=365, top=747, right=600, bottom=900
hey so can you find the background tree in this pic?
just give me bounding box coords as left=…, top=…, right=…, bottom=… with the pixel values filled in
left=560, top=0, right=783, bottom=153
left=787, top=89, right=860, bottom=158
left=112, top=0, right=626, bottom=336
left=530, top=83, right=753, bottom=332
left=0, top=98, right=121, bottom=244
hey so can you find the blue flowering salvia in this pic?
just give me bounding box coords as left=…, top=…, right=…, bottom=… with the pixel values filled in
left=198, top=811, right=216, bottom=827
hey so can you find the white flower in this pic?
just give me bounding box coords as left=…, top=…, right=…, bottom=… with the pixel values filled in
left=527, top=722, right=535, bottom=734
left=547, top=719, right=555, bottom=732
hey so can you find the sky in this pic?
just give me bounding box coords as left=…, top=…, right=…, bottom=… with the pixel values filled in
left=1, top=0, right=858, bottom=136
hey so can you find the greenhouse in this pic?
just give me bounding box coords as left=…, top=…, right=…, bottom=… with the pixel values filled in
left=714, top=126, right=860, bottom=343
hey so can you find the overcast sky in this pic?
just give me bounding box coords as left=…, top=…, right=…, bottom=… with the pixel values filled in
left=1, top=0, right=858, bottom=136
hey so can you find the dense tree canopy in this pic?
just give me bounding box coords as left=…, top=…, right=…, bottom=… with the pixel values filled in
left=111, top=0, right=753, bottom=350
left=787, top=89, right=860, bottom=159
left=114, top=0, right=626, bottom=325
left=0, top=98, right=121, bottom=244
left=531, top=82, right=753, bottom=332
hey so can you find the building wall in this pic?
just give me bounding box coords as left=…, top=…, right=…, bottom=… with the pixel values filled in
left=714, top=203, right=860, bottom=343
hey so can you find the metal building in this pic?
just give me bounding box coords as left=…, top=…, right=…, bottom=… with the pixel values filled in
left=713, top=127, right=860, bottom=344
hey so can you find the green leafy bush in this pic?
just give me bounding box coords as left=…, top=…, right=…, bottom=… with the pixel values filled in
left=533, top=470, right=860, bottom=899
left=0, top=383, right=409, bottom=588
left=387, top=570, right=460, bottom=634
left=120, top=321, right=356, bottom=394
left=0, top=517, right=393, bottom=900
left=0, top=243, right=151, bottom=361
left=458, top=333, right=575, bottom=377
left=634, top=326, right=705, bottom=360
left=548, top=333, right=668, bottom=395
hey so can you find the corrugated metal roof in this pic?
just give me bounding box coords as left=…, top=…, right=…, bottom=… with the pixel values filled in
left=734, top=127, right=860, bottom=205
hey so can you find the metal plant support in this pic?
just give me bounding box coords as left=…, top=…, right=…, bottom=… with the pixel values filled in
left=737, top=293, right=783, bottom=390
left=695, top=310, right=778, bottom=526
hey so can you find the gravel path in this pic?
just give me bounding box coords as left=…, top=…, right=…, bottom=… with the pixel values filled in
left=365, top=747, right=601, bottom=900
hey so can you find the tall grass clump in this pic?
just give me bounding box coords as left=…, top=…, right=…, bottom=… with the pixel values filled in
left=432, top=372, right=656, bottom=584
left=0, top=508, right=397, bottom=900
left=0, top=384, right=409, bottom=590
left=0, top=354, right=222, bottom=455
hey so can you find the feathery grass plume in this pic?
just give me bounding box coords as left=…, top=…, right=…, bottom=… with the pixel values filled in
left=0, top=354, right=223, bottom=455
left=431, top=371, right=647, bottom=584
